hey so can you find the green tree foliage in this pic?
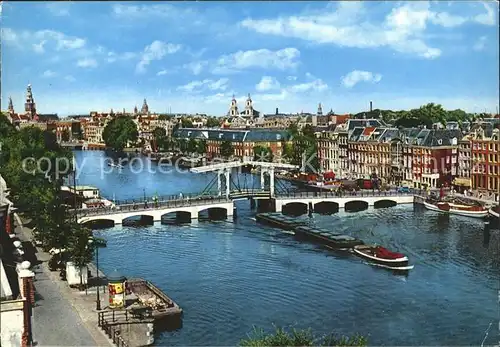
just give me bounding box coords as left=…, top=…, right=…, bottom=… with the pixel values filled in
left=102, top=116, right=138, bottom=151
left=152, top=127, right=168, bottom=151
left=0, top=116, right=85, bottom=257
left=220, top=140, right=233, bottom=158
left=253, top=145, right=273, bottom=162
left=187, top=138, right=198, bottom=154
left=181, top=118, right=194, bottom=128
left=206, top=117, right=221, bottom=128
left=240, top=327, right=367, bottom=347
left=287, top=123, right=319, bottom=173
left=196, top=139, right=207, bottom=155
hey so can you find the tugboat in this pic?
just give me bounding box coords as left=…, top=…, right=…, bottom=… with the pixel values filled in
left=353, top=245, right=413, bottom=270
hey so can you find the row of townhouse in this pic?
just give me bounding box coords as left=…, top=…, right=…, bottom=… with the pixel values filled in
left=317, top=119, right=500, bottom=195
left=173, top=128, right=291, bottom=161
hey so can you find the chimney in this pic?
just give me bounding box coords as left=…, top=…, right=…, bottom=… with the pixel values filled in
left=369, top=101, right=373, bottom=112
left=276, top=108, right=279, bottom=115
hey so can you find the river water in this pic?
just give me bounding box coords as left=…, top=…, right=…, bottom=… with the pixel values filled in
left=74, top=151, right=499, bottom=346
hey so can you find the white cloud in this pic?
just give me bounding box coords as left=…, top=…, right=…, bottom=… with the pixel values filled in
left=183, top=61, right=208, bottom=75
left=136, top=40, right=181, bottom=74
left=107, top=51, right=136, bottom=63
left=177, top=78, right=229, bottom=93
left=46, top=3, right=71, bottom=17
left=77, top=58, right=98, bottom=68
left=33, top=40, right=47, bottom=54
left=64, top=75, right=76, bottom=82
left=341, top=70, right=382, bottom=88
left=42, top=70, right=56, bottom=78
left=157, top=70, right=169, bottom=76
left=239, top=2, right=497, bottom=59
left=213, top=48, right=300, bottom=74
left=2, top=28, right=86, bottom=53
left=287, top=76, right=297, bottom=81
left=256, top=76, right=281, bottom=92
left=473, top=36, right=487, bottom=51
left=289, top=79, right=328, bottom=93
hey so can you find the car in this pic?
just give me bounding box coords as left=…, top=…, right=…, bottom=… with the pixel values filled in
left=398, top=186, right=411, bottom=193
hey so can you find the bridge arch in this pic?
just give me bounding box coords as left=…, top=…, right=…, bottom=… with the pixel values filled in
left=122, top=214, right=155, bottom=227
left=161, top=210, right=192, bottom=224
left=198, top=206, right=229, bottom=221
left=313, top=201, right=339, bottom=215
left=282, top=202, right=308, bottom=216
left=344, top=200, right=369, bottom=212
left=374, top=199, right=397, bottom=209
left=81, top=218, right=115, bottom=229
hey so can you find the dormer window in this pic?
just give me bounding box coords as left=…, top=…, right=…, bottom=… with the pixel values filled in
left=437, top=139, right=443, bottom=145
left=219, top=133, right=223, bottom=139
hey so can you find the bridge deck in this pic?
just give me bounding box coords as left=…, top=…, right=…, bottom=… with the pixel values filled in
left=190, top=160, right=298, bottom=173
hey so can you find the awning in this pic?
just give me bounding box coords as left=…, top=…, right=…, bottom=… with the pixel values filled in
left=452, top=178, right=471, bottom=186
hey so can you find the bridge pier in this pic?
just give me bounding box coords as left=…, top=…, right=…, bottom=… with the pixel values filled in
left=250, top=198, right=256, bottom=210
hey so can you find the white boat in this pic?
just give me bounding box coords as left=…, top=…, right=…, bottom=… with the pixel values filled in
left=423, top=201, right=489, bottom=219
left=489, top=206, right=499, bottom=219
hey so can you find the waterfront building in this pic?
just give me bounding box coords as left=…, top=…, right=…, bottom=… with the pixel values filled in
left=399, top=128, right=421, bottom=183
left=453, top=134, right=473, bottom=192
left=470, top=125, right=499, bottom=199
left=173, top=128, right=291, bottom=161
left=317, top=128, right=339, bottom=174
left=408, top=129, right=462, bottom=189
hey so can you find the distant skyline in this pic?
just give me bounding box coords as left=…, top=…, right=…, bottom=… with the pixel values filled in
left=1, top=1, right=499, bottom=116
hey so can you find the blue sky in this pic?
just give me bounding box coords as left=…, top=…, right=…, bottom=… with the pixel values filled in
left=1, top=1, right=499, bottom=116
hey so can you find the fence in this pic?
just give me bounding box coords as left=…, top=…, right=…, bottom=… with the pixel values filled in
left=98, top=311, right=130, bottom=347
left=275, top=189, right=425, bottom=199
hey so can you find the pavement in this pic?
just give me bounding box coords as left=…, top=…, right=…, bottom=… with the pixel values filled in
left=14, top=215, right=113, bottom=347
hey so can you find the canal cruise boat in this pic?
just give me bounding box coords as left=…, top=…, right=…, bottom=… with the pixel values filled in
left=423, top=200, right=489, bottom=219
left=353, top=245, right=413, bottom=270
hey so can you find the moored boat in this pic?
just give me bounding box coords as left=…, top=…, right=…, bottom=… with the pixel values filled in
left=423, top=200, right=488, bottom=219
left=489, top=205, right=499, bottom=219
left=353, top=244, right=412, bottom=269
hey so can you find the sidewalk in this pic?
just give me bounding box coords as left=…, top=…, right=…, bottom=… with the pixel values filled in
left=14, top=216, right=113, bottom=347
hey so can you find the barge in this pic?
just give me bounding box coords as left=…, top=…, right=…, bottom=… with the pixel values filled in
left=255, top=212, right=307, bottom=231
left=294, top=226, right=363, bottom=249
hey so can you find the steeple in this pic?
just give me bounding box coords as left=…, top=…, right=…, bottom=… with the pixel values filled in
left=24, top=84, right=37, bottom=120
left=134, top=105, right=138, bottom=114
left=229, top=95, right=238, bottom=117
left=8, top=97, right=14, bottom=115
left=141, top=98, right=149, bottom=114
left=317, top=102, right=323, bottom=116
left=244, top=93, right=254, bottom=117
left=110, top=108, right=114, bottom=116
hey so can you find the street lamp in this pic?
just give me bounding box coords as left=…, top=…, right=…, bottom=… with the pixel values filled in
left=88, top=238, right=101, bottom=311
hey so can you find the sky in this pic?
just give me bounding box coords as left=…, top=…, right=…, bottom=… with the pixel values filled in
left=1, top=1, right=499, bottom=116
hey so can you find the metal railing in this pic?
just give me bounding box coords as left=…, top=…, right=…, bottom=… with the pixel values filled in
left=98, top=311, right=130, bottom=347
left=75, top=194, right=231, bottom=217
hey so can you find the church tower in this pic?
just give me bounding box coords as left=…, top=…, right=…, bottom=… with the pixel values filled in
left=228, top=95, right=238, bottom=117
left=134, top=105, right=138, bottom=115
left=244, top=93, right=254, bottom=117
left=317, top=102, right=323, bottom=116
left=141, top=99, right=149, bottom=114
left=8, top=97, right=14, bottom=115
left=24, top=84, right=37, bottom=120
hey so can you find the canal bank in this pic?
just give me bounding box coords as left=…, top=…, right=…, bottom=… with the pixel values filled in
left=74, top=151, right=499, bottom=346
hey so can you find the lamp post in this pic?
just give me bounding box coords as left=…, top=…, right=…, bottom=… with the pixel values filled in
left=88, top=238, right=101, bottom=311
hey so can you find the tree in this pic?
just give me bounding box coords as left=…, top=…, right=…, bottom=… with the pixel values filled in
left=253, top=145, right=273, bottom=162
left=240, top=327, right=367, bottom=347
left=61, top=128, right=70, bottom=142
left=196, top=139, right=207, bottom=155
left=66, top=224, right=94, bottom=288
left=220, top=140, right=233, bottom=158
left=187, top=138, right=197, bottom=154
left=102, top=116, right=138, bottom=151
left=206, top=117, right=221, bottom=128
left=152, top=127, right=166, bottom=139
left=181, top=118, right=193, bottom=128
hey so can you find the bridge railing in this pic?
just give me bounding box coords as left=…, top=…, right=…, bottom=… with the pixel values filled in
left=275, top=188, right=425, bottom=199
left=75, top=194, right=230, bottom=217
